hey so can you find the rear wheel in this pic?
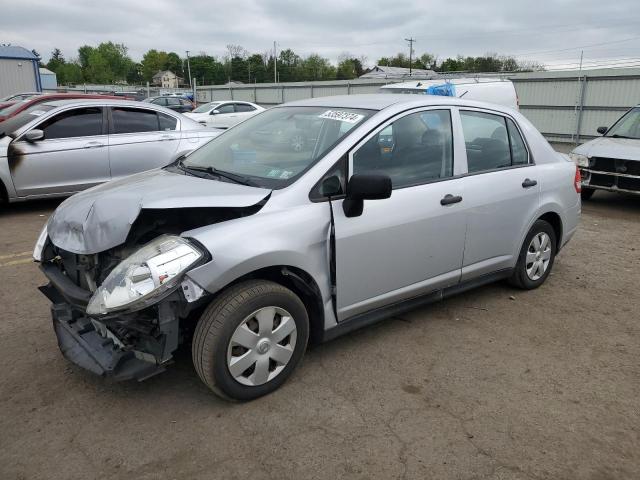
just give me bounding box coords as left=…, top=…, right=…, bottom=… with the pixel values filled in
left=581, top=187, right=595, bottom=201
left=192, top=280, right=309, bottom=401
left=509, top=219, right=557, bottom=290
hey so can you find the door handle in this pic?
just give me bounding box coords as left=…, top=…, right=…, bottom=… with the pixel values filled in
left=522, top=178, right=537, bottom=188
left=160, top=135, right=174, bottom=141
left=440, top=194, right=463, bottom=206
left=83, top=141, right=105, bottom=149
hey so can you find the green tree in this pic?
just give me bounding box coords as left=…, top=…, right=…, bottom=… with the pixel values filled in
left=165, top=52, right=183, bottom=77
left=336, top=54, right=364, bottom=80
left=46, top=48, right=65, bottom=74
left=247, top=54, right=267, bottom=83
left=299, top=54, right=335, bottom=81
left=95, top=42, right=131, bottom=82
left=57, top=62, right=83, bottom=84
left=189, top=54, right=226, bottom=85
left=85, top=50, right=111, bottom=83
left=141, top=49, right=169, bottom=81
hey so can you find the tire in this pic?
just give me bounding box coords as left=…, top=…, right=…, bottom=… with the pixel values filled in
left=581, top=187, right=595, bottom=201
left=509, top=219, right=557, bottom=290
left=192, top=280, right=309, bottom=401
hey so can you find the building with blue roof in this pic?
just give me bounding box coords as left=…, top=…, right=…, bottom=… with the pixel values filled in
left=0, top=45, right=42, bottom=98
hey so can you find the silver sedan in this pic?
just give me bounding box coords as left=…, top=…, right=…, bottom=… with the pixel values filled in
left=0, top=99, right=221, bottom=204
left=36, top=94, right=581, bottom=401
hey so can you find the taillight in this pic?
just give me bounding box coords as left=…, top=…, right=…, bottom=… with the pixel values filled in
left=574, top=166, right=582, bottom=193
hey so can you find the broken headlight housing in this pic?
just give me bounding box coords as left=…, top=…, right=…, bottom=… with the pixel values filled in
left=86, top=235, right=204, bottom=316
left=569, top=153, right=589, bottom=167
left=33, top=223, right=48, bottom=262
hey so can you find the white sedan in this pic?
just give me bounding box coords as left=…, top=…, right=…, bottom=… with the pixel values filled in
left=184, top=101, right=265, bottom=129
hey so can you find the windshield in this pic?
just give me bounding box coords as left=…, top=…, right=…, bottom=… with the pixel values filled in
left=0, top=104, right=55, bottom=138
left=0, top=93, right=36, bottom=102
left=182, top=106, right=373, bottom=188
left=606, top=107, right=640, bottom=139
left=0, top=98, right=41, bottom=117
left=193, top=102, right=221, bottom=113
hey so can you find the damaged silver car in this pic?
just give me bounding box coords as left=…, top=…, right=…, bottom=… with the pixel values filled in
left=35, top=95, right=581, bottom=400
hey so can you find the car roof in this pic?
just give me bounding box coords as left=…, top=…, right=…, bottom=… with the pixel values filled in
left=282, top=94, right=515, bottom=113
left=40, top=98, right=158, bottom=108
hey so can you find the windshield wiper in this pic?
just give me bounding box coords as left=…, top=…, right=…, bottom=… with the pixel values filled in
left=180, top=162, right=258, bottom=187
left=610, top=134, right=637, bottom=139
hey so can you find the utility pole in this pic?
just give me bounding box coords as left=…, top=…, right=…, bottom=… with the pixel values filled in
left=185, top=50, right=192, bottom=88
left=273, top=41, right=277, bottom=83
left=404, top=37, right=416, bottom=75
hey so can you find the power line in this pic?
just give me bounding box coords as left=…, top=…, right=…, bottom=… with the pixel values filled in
left=513, top=35, right=640, bottom=57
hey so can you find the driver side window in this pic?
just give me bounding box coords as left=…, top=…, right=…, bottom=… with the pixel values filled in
left=37, top=107, right=103, bottom=140
left=352, top=109, right=453, bottom=189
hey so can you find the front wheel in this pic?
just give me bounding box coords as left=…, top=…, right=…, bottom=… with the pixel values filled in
left=509, top=219, right=557, bottom=290
left=192, top=280, right=309, bottom=401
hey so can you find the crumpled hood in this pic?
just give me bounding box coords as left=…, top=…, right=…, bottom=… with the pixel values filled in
left=573, top=136, right=640, bottom=161
left=48, top=169, right=270, bottom=254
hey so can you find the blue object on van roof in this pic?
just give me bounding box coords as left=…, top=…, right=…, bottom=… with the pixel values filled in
left=425, top=83, right=456, bottom=97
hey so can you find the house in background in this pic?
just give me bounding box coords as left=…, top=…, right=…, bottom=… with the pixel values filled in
left=39, top=67, right=57, bottom=90
left=0, top=45, right=41, bottom=98
left=360, top=65, right=437, bottom=80
left=152, top=70, right=183, bottom=88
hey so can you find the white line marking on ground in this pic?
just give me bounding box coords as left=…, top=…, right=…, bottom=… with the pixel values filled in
left=0, top=251, right=32, bottom=261
left=0, top=258, right=34, bottom=268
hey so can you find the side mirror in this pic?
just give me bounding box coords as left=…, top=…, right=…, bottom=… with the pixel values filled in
left=24, top=129, right=44, bottom=142
left=343, top=174, right=391, bottom=217
left=320, top=175, right=342, bottom=197
left=597, top=126, right=608, bottom=135
left=211, top=110, right=220, bottom=115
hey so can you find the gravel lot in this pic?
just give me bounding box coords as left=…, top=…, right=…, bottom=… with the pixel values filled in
left=1, top=190, right=638, bottom=480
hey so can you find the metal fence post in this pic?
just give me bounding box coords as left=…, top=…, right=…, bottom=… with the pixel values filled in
left=575, top=75, right=587, bottom=145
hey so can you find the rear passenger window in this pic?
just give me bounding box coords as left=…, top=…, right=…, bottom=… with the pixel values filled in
left=39, top=107, right=102, bottom=139
left=158, top=113, right=177, bottom=131
left=460, top=111, right=529, bottom=173
left=352, top=109, right=453, bottom=189
left=235, top=104, right=256, bottom=112
left=112, top=108, right=159, bottom=134
left=507, top=118, right=528, bottom=165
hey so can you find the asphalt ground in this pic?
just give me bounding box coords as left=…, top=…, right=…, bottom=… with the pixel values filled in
left=1, top=190, right=639, bottom=480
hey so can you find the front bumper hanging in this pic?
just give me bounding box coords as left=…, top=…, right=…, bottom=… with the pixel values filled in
left=50, top=302, right=167, bottom=381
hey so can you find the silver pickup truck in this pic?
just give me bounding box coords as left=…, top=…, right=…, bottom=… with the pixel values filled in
left=0, top=99, right=221, bottom=204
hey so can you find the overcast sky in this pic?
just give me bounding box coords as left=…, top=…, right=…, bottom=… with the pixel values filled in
left=2, top=0, right=640, bottom=69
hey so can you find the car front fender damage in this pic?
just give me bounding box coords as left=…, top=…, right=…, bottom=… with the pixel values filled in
left=40, top=201, right=269, bottom=382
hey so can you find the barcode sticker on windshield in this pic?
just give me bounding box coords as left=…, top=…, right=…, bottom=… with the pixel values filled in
left=318, top=110, right=364, bottom=124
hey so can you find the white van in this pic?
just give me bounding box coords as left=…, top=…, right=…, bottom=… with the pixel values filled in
left=379, top=77, right=519, bottom=110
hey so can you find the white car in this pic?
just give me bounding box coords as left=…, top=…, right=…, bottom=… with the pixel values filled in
left=570, top=105, right=640, bottom=200
left=184, top=101, right=265, bottom=129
